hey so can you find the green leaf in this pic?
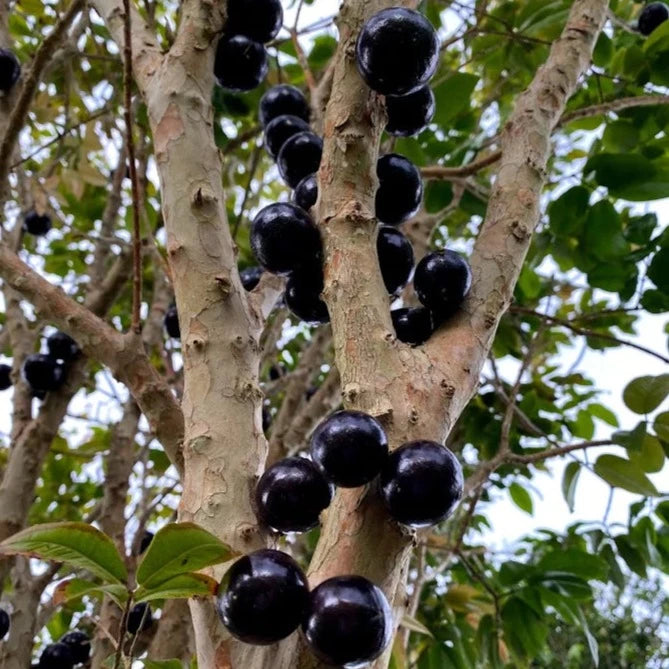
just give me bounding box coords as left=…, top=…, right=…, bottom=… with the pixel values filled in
left=588, top=403, right=619, bottom=428
left=623, top=374, right=669, bottom=414
left=653, top=411, right=669, bottom=442
left=0, top=522, right=127, bottom=584
left=593, top=455, right=659, bottom=496
left=433, top=73, right=479, bottom=124
left=509, top=482, right=533, bottom=515
left=629, top=435, right=665, bottom=473
left=578, top=606, right=599, bottom=667
left=135, top=572, right=219, bottom=603
left=52, top=578, right=128, bottom=608
left=548, top=186, right=590, bottom=236
left=583, top=201, right=628, bottom=262
left=612, top=421, right=647, bottom=451
left=502, top=596, right=549, bottom=659
left=614, top=535, right=647, bottom=577
left=400, top=613, right=433, bottom=638
left=561, top=462, right=580, bottom=513
left=537, top=550, right=608, bottom=581
left=136, top=523, right=237, bottom=589
left=648, top=248, right=669, bottom=292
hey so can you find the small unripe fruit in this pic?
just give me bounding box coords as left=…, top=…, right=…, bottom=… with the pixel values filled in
left=380, top=440, right=463, bottom=527
left=377, top=226, right=414, bottom=294
left=0, top=48, right=21, bottom=93
left=285, top=268, right=330, bottom=325
left=376, top=154, right=423, bottom=225
left=293, top=174, right=318, bottom=211
left=23, top=354, right=65, bottom=392
left=239, top=265, right=264, bottom=292
left=277, top=131, right=323, bottom=189
left=38, top=642, right=75, bottom=669
left=127, top=603, right=152, bottom=635
left=386, top=85, right=435, bottom=137
left=0, top=363, right=12, bottom=390
left=255, top=456, right=333, bottom=533
left=391, top=307, right=434, bottom=346
left=23, top=211, right=52, bottom=236
left=413, top=250, right=471, bottom=313
left=639, top=2, right=669, bottom=35
left=217, top=549, right=309, bottom=644
left=0, top=607, right=9, bottom=639
left=164, top=305, right=180, bottom=339
left=303, top=576, right=393, bottom=667
left=59, top=630, right=91, bottom=665
left=214, top=35, right=268, bottom=92
left=259, top=85, right=310, bottom=126
left=225, top=0, right=283, bottom=44
left=46, top=331, right=80, bottom=362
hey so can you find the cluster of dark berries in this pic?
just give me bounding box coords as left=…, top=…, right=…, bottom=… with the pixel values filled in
left=21, top=331, right=80, bottom=399
left=36, top=630, right=90, bottom=669
left=23, top=210, right=52, bottom=237
left=0, top=47, right=20, bottom=94
left=214, top=0, right=283, bottom=91
left=638, top=2, right=669, bottom=35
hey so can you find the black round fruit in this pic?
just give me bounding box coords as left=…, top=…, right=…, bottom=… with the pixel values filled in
left=59, top=630, right=91, bottom=665
left=285, top=268, right=330, bottom=325
left=380, top=440, right=463, bottom=527
left=214, top=35, right=268, bottom=92
left=264, top=114, right=311, bottom=160
left=259, top=85, right=310, bottom=126
left=376, top=154, right=423, bottom=225
left=377, top=226, right=414, bottom=294
left=639, top=2, right=669, bottom=35
left=138, top=530, right=154, bottom=554
left=23, top=354, right=65, bottom=392
left=38, top=642, right=75, bottom=669
left=391, top=307, right=434, bottom=346
left=240, top=265, right=264, bottom=292
left=251, top=202, right=322, bottom=275
left=293, top=174, right=318, bottom=211
left=0, top=363, right=12, bottom=391
left=413, top=250, right=471, bottom=313
left=310, top=410, right=388, bottom=488
left=164, top=305, right=180, bottom=339
left=386, top=85, right=435, bottom=137
left=0, top=607, right=9, bottom=639
left=262, top=405, right=272, bottom=431
left=255, top=456, right=333, bottom=533
left=0, top=48, right=20, bottom=93
left=23, top=211, right=52, bottom=236
left=46, top=331, right=79, bottom=362
left=127, top=602, right=152, bottom=635
left=302, top=576, right=392, bottom=667
left=217, top=549, right=309, bottom=644
left=277, top=131, right=323, bottom=189
left=356, top=8, right=439, bottom=96
left=225, top=0, right=283, bottom=44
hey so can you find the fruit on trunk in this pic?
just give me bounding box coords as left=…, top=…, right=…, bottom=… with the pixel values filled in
left=164, top=304, right=180, bottom=339
left=23, top=211, right=52, bottom=236
left=356, top=8, right=439, bottom=96
left=240, top=265, right=264, bottom=291
left=23, top=354, right=65, bottom=392
left=0, top=607, right=9, bottom=639
left=127, top=602, right=152, bottom=635
left=46, top=331, right=80, bottom=362
left=217, top=549, right=309, bottom=644
left=293, top=173, right=318, bottom=211
left=377, top=226, right=414, bottom=294
left=59, top=630, right=91, bottom=665
left=277, top=131, right=323, bottom=188
left=310, top=410, right=388, bottom=487
left=0, top=363, right=12, bottom=390
left=376, top=153, right=423, bottom=225
left=251, top=202, right=321, bottom=275
left=225, top=0, right=283, bottom=44
left=413, top=249, right=471, bottom=313
left=302, top=576, right=393, bottom=667
left=38, top=643, right=74, bottom=669
left=0, top=48, right=20, bottom=92
left=214, top=35, right=268, bottom=92
left=259, top=84, right=310, bottom=126
left=138, top=530, right=154, bottom=554
left=386, top=85, right=435, bottom=137
left=391, top=307, right=434, bottom=346
left=264, top=114, right=311, bottom=159
left=285, top=266, right=330, bottom=325
left=639, top=2, right=669, bottom=35
left=380, top=440, right=463, bottom=527
left=255, top=456, right=333, bottom=533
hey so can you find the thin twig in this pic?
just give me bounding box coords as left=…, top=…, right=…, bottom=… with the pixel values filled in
left=233, top=142, right=262, bottom=240
left=113, top=596, right=133, bottom=669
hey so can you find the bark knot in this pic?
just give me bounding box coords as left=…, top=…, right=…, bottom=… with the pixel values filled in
left=509, top=220, right=531, bottom=242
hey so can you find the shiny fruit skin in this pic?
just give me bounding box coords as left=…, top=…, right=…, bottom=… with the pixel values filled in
left=127, top=603, right=152, bottom=635
left=214, top=35, right=268, bottom=92
left=259, top=85, right=310, bottom=126
left=138, top=530, right=154, bottom=554
left=285, top=268, right=330, bottom=325
left=264, top=114, right=311, bottom=160
left=302, top=575, right=393, bottom=667
left=380, top=440, right=463, bottom=527
left=376, top=153, right=423, bottom=225
left=0, top=49, right=20, bottom=92
left=391, top=307, right=434, bottom=346
left=225, top=0, right=283, bottom=44
left=356, top=8, right=439, bottom=96
left=639, top=2, right=669, bottom=35
left=164, top=305, right=180, bottom=339
left=255, top=456, right=333, bottom=533
left=240, top=265, right=264, bottom=291
left=386, top=85, right=435, bottom=137
left=0, top=363, right=11, bottom=391
left=47, top=331, right=80, bottom=362
left=23, top=211, right=52, bottom=236
left=310, top=410, right=388, bottom=487
left=59, top=630, right=91, bottom=665
left=38, top=643, right=75, bottom=669
left=413, top=249, right=472, bottom=312
left=0, top=607, right=9, bottom=639
left=217, top=549, right=309, bottom=644
left=377, top=226, right=414, bottom=294
left=293, top=173, right=318, bottom=211
left=251, top=202, right=321, bottom=275
left=277, top=131, right=323, bottom=188
left=23, top=354, right=65, bottom=392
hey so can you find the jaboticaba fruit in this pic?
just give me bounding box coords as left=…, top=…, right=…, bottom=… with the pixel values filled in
left=377, top=226, right=414, bottom=294
left=302, top=576, right=393, bottom=667
left=0, top=48, right=21, bottom=93
left=127, top=603, right=152, bottom=634
left=391, top=307, right=434, bottom=345
left=259, top=84, right=310, bottom=126
left=356, top=8, right=439, bottom=96
left=217, top=549, right=309, bottom=645
left=386, top=85, right=435, bottom=137
left=285, top=266, right=330, bottom=325
left=23, top=211, right=52, bottom=236
left=262, top=405, right=272, bottom=431
left=251, top=202, right=322, bottom=275
left=413, top=249, right=472, bottom=314
left=59, top=630, right=91, bottom=665
left=214, top=35, right=268, bottom=92
left=310, top=410, right=388, bottom=487
left=376, top=153, right=423, bottom=225
left=164, top=304, right=180, bottom=339
left=225, top=0, right=283, bottom=44
left=38, top=643, right=75, bottom=669
left=239, top=265, right=264, bottom=291
left=380, top=440, right=463, bottom=527
left=264, top=114, right=311, bottom=159
left=46, top=331, right=80, bottom=362
left=255, top=456, right=333, bottom=533
left=293, top=173, right=318, bottom=211
left=0, top=607, right=9, bottom=639
left=23, top=354, right=65, bottom=392
left=639, top=2, right=669, bottom=35
left=138, top=530, right=154, bottom=555
left=277, top=131, right=323, bottom=188
left=0, top=363, right=11, bottom=391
